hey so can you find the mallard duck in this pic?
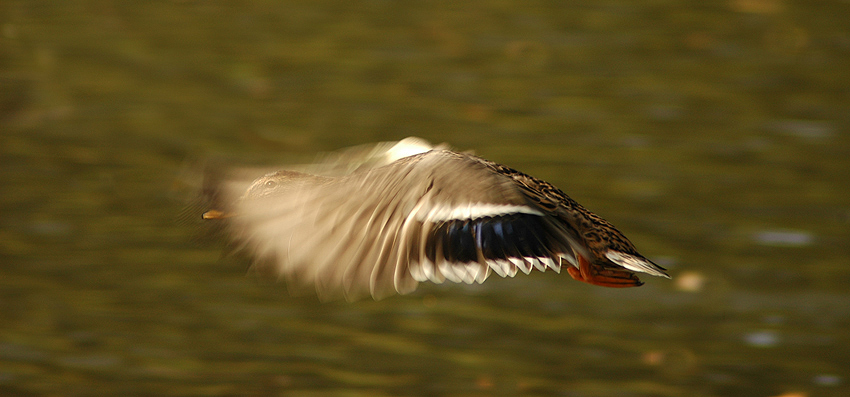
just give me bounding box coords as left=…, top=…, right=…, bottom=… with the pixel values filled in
left=203, top=138, right=669, bottom=300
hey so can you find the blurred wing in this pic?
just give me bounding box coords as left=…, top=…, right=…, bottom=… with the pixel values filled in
left=220, top=150, right=586, bottom=301
left=301, top=137, right=441, bottom=177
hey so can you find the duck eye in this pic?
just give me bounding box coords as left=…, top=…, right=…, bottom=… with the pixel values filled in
left=264, top=180, right=277, bottom=188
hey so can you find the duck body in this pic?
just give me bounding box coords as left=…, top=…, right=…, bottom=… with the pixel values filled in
left=204, top=139, right=669, bottom=300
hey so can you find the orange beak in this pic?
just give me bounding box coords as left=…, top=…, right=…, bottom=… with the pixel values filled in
left=202, top=209, right=233, bottom=220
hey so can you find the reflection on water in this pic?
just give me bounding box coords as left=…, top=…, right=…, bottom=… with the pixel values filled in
left=2, top=1, right=849, bottom=396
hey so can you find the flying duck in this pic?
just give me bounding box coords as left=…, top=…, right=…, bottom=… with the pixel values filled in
left=202, top=138, right=670, bottom=301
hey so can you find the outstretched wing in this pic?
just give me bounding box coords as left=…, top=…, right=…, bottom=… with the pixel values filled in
left=216, top=150, right=587, bottom=301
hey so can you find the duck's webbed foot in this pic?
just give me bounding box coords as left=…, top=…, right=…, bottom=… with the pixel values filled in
left=567, top=255, right=643, bottom=288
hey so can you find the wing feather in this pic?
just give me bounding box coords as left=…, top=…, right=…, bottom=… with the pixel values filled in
left=220, top=150, right=591, bottom=300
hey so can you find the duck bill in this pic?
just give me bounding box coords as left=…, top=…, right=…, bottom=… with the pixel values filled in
left=202, top=209, right=234, bottom=220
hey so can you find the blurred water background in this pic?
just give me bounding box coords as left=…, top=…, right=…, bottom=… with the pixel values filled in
left=2, top=1, right=849, bottom=396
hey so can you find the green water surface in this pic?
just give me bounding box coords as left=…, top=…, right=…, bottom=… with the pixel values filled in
left=2, top=1, right=849, bottom=396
